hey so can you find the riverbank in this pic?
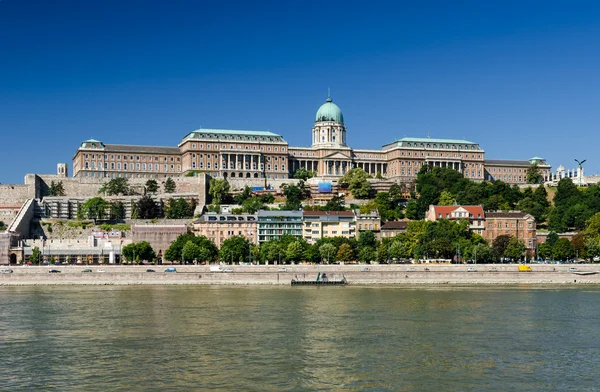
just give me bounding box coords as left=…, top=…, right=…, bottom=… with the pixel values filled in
left=1, top=264, right=599, bottom=285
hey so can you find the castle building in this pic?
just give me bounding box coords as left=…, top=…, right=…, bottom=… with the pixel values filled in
left=71, top=94, right=551, bottom=184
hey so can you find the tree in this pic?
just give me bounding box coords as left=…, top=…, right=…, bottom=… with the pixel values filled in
left=164, top=177, right=176, bottom=193
left=281, top=183, right=304, bottom=210
left=182, top=241, right=202, bottom=263
left=537, top=242, right=553, bottom=260
left=339, top=168, right=372, bottom=199
left=504, top=237, right=526, bottom=261
left=304, top=244, right=321, bottom=263
left=164, top=233, right=217, bottom=263
left=241, top=197, right=265, bottom=214
left=526, top=163, right=544, bottom=184
left=0, top=221, right=5, bottom=231
left=219, top=236, right=250, bottom=264
left=99, top=177, right=130, bottom=196
left=122, top=241, right=156, bottom=264
left=260, top=240, right=284, bottom=264
left=79, top=197, right=108, bottom=223
left=323, top=195, right=346, bottom=211
left=233, top=186, right=253, bottom=204
left=585, top=238, right=600, bottom=261
left=438, top=190, right=456, bottom=206
left=358, top=231, right=377, bottom=249
left=376, top=242, right=389, bottom=262
left=405, top=199, right=418, bottom=220
left=472, top=243, right=493, bottom=263
left=293, top=168, right=315, bottom=181
left=48, top=181, right=65, bottom=196
left=30, top=246, right=41, bottom=264
left=286, top=241, right=304, bottom=263
left=553, top=238, right=573, bottom=261
left=492, top=235, right=512, bottom=261
left=209, top=178, right=230, bottom=205
left=546, top=232, right=559, bottom=248
left=319, top=243, right=337, bottom=263
left=358, top=246, right=376, bottom=263
left=164, top=198, right=195, bottom=219
left=336, top=243, right=354, bottom=262
left=145, top=179, right=159, bottom=194
left=109, top=201, right=124, bottom=221
left=135, top=195, right=160, bottom=219
left=389, top=240, right=410, bottom=261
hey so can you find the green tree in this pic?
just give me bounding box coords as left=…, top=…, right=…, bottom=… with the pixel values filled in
left=552, top=238, right=574, bottom=261
left=323, top=195, right=346, bottom=211
left=472, top=243, right=493, bottom=263
left=339, top=168, right=372, bottom=199
left=164, top=177, right=176, bottom=193
left=209, top=178, right=230, bottom=205
left=233, top=186, right=253, bottom=204
left=281, top=183, right=304, bottom=210
left=219, top=236, right=251, bottom=264
left=286, top=241, right=304, bottom=263
left=526, top=163, right=544, bottom=184
left=164, top=233, right=217, bottom=263
left=182, top=240, right=202, bottom=263
left=537, top=242, right=553, bottom=260
left=241, top=197, right=265, bottom=214
left=405, top=199, right=418, bottom=220
left=109, top=201, right=124, bottom=221
left=585, top=238, right=600, bottom=261
left=260, top=240, right=284, bottom=264
left=145, top=179, right=159, bottom=194
left=164, top=198, right=195, bottom=219
left=438, top=190, right=456, bottom=206
left=389, top=240, right=410, bottom=261
left=99, top=177, right=130, bottom=196
left=358, top=230, right=377, bottom=249
left=492, top=235, right=512, bottom=261
left=293, top=167, right=315, bottom=181
left=358, top=246, right=376, bottom=263
left=319, top=243, right=337, bottom=263
left=135, top=195, right=160, bottom=219
left=48, top=181, right=66, bottom=196
left=79, top=197, right=109, bottom=223
left=30, top=246, right=41, bottom=264
left=504, top=237, right=526, bottom=261
left=122, top=241, right=156, bottom=264
left=303, top=244, right=321, bottom=263
left=546, top=232, right=559, bottom=248
left=376, top=242, right=389, bottom=262
left=0, top=221, right=5, bottom=231
left=336, top=243, right=354, bottom=262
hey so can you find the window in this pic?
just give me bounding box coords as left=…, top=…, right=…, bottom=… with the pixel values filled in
left=124, top=163, right=128, bottom=170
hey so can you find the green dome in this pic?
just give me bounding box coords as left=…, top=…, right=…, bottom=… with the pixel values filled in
left=315, top=97, right=344, bottom=123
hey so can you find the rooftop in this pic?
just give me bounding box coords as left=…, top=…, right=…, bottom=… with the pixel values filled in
left=396, top=137, right=477, bottom=144
left=104, top=144, right=180, bottom=155
left=485, top=159, right=550, bottom=167
left=381, top=221, right=409, bottom=230
left=257, top=210, right=303, bottom=217
left=486, top=211, right=532, bottom=219
left=185, top=128, right=282, bottom=137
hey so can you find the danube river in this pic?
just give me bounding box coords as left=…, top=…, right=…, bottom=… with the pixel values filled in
left=1, top=286, right=599, bottom=391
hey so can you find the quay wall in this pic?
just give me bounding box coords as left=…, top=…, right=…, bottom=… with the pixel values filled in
left=1, top=264, right=599, bottom=285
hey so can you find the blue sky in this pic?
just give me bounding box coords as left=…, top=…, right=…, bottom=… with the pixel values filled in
left=1, top=0, right=600, bottom=183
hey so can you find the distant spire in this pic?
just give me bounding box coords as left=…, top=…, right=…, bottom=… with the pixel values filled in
left=427, top=130, right=431, bottom=139
left=326, top=87, right=332, bottom=102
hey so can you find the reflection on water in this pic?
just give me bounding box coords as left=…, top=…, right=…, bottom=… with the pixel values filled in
left=1, top=286, right=600, bottom=391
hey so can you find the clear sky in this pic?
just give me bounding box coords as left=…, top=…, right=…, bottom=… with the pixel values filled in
left=1, top=0, right=600, bottom=184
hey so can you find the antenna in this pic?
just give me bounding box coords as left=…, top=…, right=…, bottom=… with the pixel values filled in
left=328, top=87, right=331, bottom=98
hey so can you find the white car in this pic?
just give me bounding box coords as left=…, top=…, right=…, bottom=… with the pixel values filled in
left=222, top=268, right=234, bottom=273
left=467, top=267, right=477, bottom=272
left=97, top=269, right=106, bottom=273
left=277, top=267, right=287, bottom=272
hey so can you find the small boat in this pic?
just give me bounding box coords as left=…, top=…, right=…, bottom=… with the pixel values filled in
left=571, top=271, right=599, bottom=276
left=291, top=272, right=347, bottom=285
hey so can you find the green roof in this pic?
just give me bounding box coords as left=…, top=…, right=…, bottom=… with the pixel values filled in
left=529, top=156, right=545, bottom=161
left=188, top=128, right=281, bottom=137
left=315, top=97, right=344, bottom=123
left=397, top=137, right=476, bottom=144
left=83, top=138, right=102, bottom=143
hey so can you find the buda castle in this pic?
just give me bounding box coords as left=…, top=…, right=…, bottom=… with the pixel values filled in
left=72, top=95, right=551, bottom=185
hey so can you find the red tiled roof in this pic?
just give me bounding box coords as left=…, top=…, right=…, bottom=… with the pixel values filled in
left=431, top=205, right=485, bottom=218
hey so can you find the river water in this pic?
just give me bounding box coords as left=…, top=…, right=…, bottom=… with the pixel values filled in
left=1, top=285, right=599, bottom=391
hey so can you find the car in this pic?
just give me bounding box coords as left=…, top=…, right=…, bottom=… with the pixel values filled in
left=488, top=267, right=498, bottom=272
left=81, top=269, right=92, bottom=273
left=361, top=267, right=370, bottom=272
left=0, top=269, right=14, bottom=274
left=407, top=267, right=416, bottom=271
left=277, top=267, right=287, bottom=272
left=97, top=269, right=105, bottom=273
left=467, top=267, right=477, bottom=272
left=48, top=269, right=61, bottom=273
left=222, top=268, right=234, bottom=273
left=146, top=269, right=156, bottom=273
left=164, top=267, right=177, bottom=273
left=568, top=267, right=578, bottom=272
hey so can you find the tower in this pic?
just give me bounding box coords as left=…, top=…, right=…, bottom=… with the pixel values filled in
left=57, top=163, right=68, bottom=178
left=312, top=94, right=346, bottom=148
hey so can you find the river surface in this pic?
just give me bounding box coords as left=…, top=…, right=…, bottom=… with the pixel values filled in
left=1, top=285, right=599, bottom=391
